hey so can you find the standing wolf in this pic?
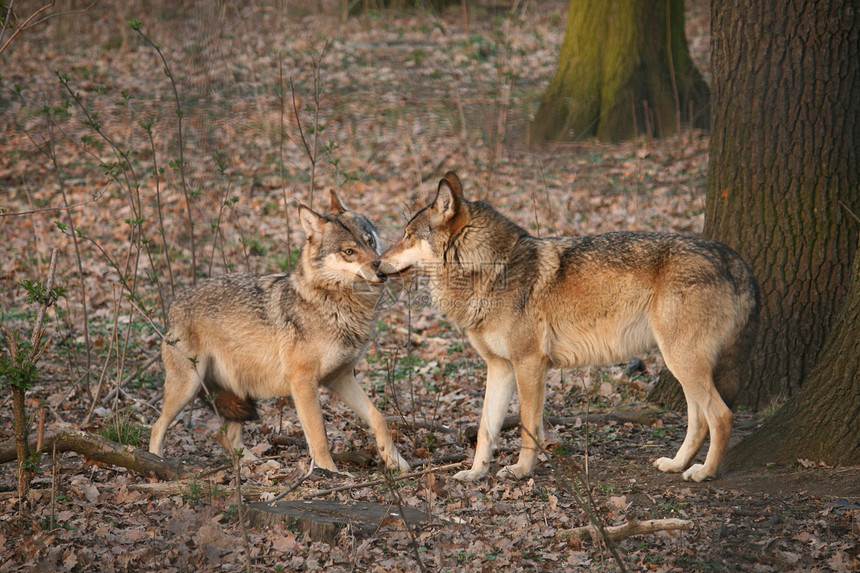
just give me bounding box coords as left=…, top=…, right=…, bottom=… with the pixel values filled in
left=375, top=172, right=759, bottom=482
left=149, top=191, right=410, bottom=474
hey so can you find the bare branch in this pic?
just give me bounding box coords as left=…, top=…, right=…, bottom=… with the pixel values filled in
left=0, top=1, right=101, bottom=56
left=570, top=518, right=694, bottom=542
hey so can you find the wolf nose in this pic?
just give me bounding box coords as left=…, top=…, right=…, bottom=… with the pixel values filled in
left=370, top=259, right=388, bottom=282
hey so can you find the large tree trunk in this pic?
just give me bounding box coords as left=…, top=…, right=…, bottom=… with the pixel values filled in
left=649, top=0, right=860, bottom=411
left=530, top=0, right=709, bottom=143
left=728, top=234, right=860, bottom=468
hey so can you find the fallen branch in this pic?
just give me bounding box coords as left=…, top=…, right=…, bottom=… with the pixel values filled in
left=384, top=416, right=455, bottom=434
left=570, top=518, right=693, bottom=542
left=464, top=407, right=660, bottom=442
left=127, top=461, right=466, bottom=500
left=0, top=430, right=198, bottom=480
left=129, top=481, right=281, bottom=498
left=268, top=435, right=375, bottom=467
left=300, top=461, right=465, bottom=499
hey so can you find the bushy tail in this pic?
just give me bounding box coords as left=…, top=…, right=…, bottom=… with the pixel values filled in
left=201, top=386, right=259, bottom=422
left=714, top=282, right=761, bottom=409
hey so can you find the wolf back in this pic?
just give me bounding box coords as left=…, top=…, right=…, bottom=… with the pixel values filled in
left=375, top=172, right=759, bottom=483
left=149, top=191, right=410, bottom=474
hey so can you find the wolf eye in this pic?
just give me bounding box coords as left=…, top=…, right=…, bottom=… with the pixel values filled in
left=366, top=236, right=376, bottom=248
left=343, top=248, right=355, bottom=256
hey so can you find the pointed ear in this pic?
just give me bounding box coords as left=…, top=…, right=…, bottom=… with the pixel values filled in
left=298, top=204, right=325, bottom=239
left=329, top=190, right=348, bottom=214
left=432, top=175, right=462, bottom=222
left=441, top=171, right=463, bottom=199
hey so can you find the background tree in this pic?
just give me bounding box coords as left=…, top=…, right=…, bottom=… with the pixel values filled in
left=649, top=0, right=860, bottom=413
left=529, top=0, right=709, bottom=143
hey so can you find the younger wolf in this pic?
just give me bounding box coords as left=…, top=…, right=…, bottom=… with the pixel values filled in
left=149, top=191, right=410, bottom=474
left=375, top=172, right=759, bottom=482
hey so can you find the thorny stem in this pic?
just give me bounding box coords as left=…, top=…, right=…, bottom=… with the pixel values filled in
left=221, top=439, right=253, bottom=573
left=0, top=1, right=99, bottom=56
left=277, top=60, right=293, bottom=270
left=44, top=123, right=92, bottom=396
left=528, top=414, right=628, bottom=573
left=133, top=25, right=197, bottom=283
left=381, top=469, right=429, bottom=573
left=0, top=1, right=55, bottom=56
left=289, top=41, right=329, bottom=209
left=144, top=121, right=175, bottom=303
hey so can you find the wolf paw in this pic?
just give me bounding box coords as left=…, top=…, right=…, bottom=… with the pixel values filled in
left=653, top=457, right=684, bottom=473
left=682, top=464, right=714, bottom=482
left=313, top=466, right=354, bottom=479
left=452, top=467, right=488, bottom=482
left=496, top=464, right=531, bottom=480
left=386, top=451, right=411, bottom=473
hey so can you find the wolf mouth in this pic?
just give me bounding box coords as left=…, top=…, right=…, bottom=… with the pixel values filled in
left=377, top=266, right=413, bottom=280
left=372, top=259, right=413, bottom=280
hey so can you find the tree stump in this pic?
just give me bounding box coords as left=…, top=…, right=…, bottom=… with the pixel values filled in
left=246, top=500, right=429, bottom=544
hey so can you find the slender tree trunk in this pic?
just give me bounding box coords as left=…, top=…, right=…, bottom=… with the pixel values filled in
left=649, top=0, right=860, bottom=411
left=530, top=0, right=709, bottom=143
left=728, top=234, right=860, bottom=468
left=12, top=387, right=32, bottom=502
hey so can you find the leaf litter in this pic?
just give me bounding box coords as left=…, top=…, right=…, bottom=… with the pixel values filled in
left=0, top=1, right=858, bottom=572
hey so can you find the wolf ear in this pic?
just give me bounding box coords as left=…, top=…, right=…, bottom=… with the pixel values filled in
left=441, top=171, right=463, bottom=198
left=329, top=190, right=348, bottom=214
left=432, top=172, right=463, bottom=221
left=298, top=204, right=325, bottom=240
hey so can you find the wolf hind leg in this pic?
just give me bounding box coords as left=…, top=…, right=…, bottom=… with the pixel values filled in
left=149, top=344, right=203, bottom=457
left=497, top=355, right=548, bottom=480
left=655, top=352, right=732, bottom=482
left=653, top=391, right=708, bottom=473
left=327, top=372, right=410, bottom=472
left=453, top=358, right=516, bottom=481
left=222, top=420, right=257, bottom=461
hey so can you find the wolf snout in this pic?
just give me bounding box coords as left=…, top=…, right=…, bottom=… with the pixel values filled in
left=372, top=258, right=398, bottom=276
left=363, top=259, right=387, bottom=283
left=372, top=258, right=391, bottom=277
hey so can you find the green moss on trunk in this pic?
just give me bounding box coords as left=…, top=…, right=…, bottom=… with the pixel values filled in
left=530, top=0, right=709, bottom=143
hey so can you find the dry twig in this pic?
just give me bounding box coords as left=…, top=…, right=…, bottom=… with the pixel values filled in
left=570, top=518, right=694, bottom=542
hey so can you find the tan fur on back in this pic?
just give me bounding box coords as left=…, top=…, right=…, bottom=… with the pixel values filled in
left=377, top=172, right=759, bottom=483
left=149, top=198, right=410, bottom=474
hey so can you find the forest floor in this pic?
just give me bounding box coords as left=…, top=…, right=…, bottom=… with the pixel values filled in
left=1, top=1, right=858, bottom=571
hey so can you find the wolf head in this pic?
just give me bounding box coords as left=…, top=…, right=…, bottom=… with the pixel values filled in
left=374, top=171, right=467, bottom=276
left=299, top=190, right=385, bottom=285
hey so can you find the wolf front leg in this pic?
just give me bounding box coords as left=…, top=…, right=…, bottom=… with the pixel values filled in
left=453, top=358, right=516, bottom=481
left=290, top=374, right=339, bottom=473
left=497, top=355, right=548, bottom=480
left=327, top=371, right=410, bottom=472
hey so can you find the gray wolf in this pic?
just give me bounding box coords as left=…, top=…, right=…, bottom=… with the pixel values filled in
left=149, top=191, right=410, bottom=474
left=374, top=172, right=759, bottom=482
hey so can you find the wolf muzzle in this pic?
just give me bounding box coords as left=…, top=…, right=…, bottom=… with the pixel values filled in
left=372, top=258, right=411, bottom=279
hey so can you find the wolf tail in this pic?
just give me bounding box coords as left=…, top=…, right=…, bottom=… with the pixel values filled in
left=713, top=280, right=761, bottom=409
left=201, top=386, right=259, bottom=422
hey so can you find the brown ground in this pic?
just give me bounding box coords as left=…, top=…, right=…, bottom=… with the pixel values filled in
left=1, top=1, right=857, bottom=571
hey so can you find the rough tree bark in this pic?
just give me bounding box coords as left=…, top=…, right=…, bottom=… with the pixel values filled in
left=727, top=233, right=860, bottom=468
left=649, top=0, right=860, bottom=411
left=530, top=0, right=709, bottom=143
